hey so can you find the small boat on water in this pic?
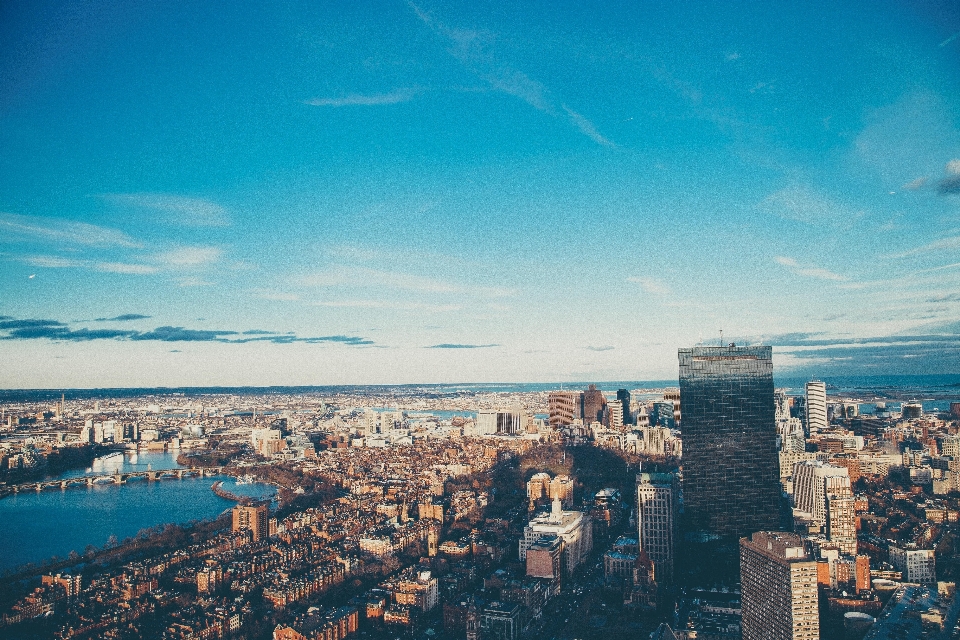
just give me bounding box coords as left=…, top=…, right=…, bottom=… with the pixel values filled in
left=235, top=475, right=255, bottom=485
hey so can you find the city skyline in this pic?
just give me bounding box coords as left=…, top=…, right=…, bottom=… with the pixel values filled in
left=3, top=1, right=960, bottom=388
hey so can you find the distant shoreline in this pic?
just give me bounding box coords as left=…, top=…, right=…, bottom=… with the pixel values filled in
left=0, top=374, right=958, bottom=402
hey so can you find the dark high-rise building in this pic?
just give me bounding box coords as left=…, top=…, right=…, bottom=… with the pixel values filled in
left=583, top=384, right=607, bottom=425
left=650, top=402, right=677, bottom=429
left=678, top=345, right=781, bottom=538
left=617, top=389, right=632, bottom=425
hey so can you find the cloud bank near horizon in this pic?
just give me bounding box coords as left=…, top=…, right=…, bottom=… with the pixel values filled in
left=0, top=317, right=374, bottom=346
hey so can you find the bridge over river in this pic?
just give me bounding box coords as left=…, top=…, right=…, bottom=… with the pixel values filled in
left=0, top=467, right=224, bottom=498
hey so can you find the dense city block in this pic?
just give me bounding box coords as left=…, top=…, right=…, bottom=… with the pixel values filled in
left=2, top=361, right=960, bottom=640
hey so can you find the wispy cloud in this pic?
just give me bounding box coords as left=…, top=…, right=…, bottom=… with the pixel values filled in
left=759, top=185, right=863, bottom=225
left=102, top=193, right=230, bottom=227
left=938, top=159, right=960, bottom=194
left=774, top=256, right=846, bottom=281
left=316, top=299, right=462, bottom=313
left=95, top=314, right=151, bottom=322
left=626, top=276, right=670, bottom=294
left=586, top=345, right=614, bottom=352
left=177, top=276, right=215, bottom=288
left=155, top=246, right=222, bottom=267
left=306, top=88, right=420, bottom=107
left=562, top=105, right=615, bottom=147
left=23, top=255, right=85, bottom=268
left=0, top=316, right=374, bottom=346
left=253, top=290, right=301, bottom=302
left=96, top=262, right=159, bottom=275
left=303, top=267, right=457, bottom=293
left=407, top=1, right=612, bottom=147
left=21, top=255, right=158, bottom=274
left=0, top=212, right=141, bottom=248
left=888, top=235, right=960, bottom=259
left=301, top=266, right=515, bottom=298
left=428, top=343, right=498, bottom=349
left=16, top=245, right=223, bottom=276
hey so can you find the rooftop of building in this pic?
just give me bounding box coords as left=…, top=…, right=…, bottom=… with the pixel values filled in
left=742, top=531, right=811, bottom=561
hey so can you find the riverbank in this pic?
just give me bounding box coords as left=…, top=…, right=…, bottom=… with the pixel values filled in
left=0, top=444, right=103, bottom=485
left=0, top=451, right=242, bottom=573
left=210, top=480, right=255, bottom=504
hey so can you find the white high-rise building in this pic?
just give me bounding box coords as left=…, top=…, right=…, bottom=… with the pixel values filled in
left=520, top=497, right=592, bottom=575
left=805, top=381, right=827, bottom=434
left=792, top=460, right=856, bottom=554
left=362, top=409, right=379, bottom=435
left=608, top=400, right=624, bottom=430
left=636, top=472, right=679, bottom=582
left=943, top=435, right=960, bottom=460
left=476, top=408, right=523, bottom=436
left=889, top=544, right=936, bottom=583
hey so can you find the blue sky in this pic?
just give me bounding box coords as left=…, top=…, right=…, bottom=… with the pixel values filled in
left=2, top=0, right=959, bottom=388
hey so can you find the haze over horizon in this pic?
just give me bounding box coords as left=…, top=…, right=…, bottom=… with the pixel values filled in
left=2, top=1, right=960, bottom=388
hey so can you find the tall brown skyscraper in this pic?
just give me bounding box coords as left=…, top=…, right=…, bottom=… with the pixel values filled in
left=582, top=384, right=607, bottom=425
left=232, top=503, right=269, bottom=542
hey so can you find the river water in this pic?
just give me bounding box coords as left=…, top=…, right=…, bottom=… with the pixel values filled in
left=0, top=451, right=274, bottom=573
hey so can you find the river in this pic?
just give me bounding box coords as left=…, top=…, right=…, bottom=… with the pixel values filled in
left=0, top=451, right=274, bottom=573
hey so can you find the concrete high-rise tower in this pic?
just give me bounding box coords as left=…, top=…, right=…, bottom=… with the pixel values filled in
left=608, top=400, right=624, bottom=430
left=792, top=460, right=856, bottom=554
left=740, top=531, right=819, bottom=640
left=678, top=345, right=781, bottom=537
left=637, top=471, right=679, bottom=582
left=805, top=381, right=827, bottom=434
left=548, top=391, right=583, bottom=426
left=582, top=384, right=607, bottom=425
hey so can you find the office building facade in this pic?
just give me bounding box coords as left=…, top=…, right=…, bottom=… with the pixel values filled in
left=792, top=460, right=856, bottom=554
left=740, top=531, right=819, bottom=640
left=582, top=384, right=608, bottom=425
left=637, top=472, right=679, bottom=582
left=232, top=504, right=269, bottom=542
left=548, top=392, right=583, bottom=427
left=476, top=408, right=523, bottom=436
left=889, top=545, right=936, bottom=583
left=678, top=345, right=781, bottom=537
left=520, top=498, right=592, bottom=575
left=805, top=381, right=827, bottom=434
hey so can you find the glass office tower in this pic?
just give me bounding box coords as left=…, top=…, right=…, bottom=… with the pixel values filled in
left=678, top=345, right=781, bottom=538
